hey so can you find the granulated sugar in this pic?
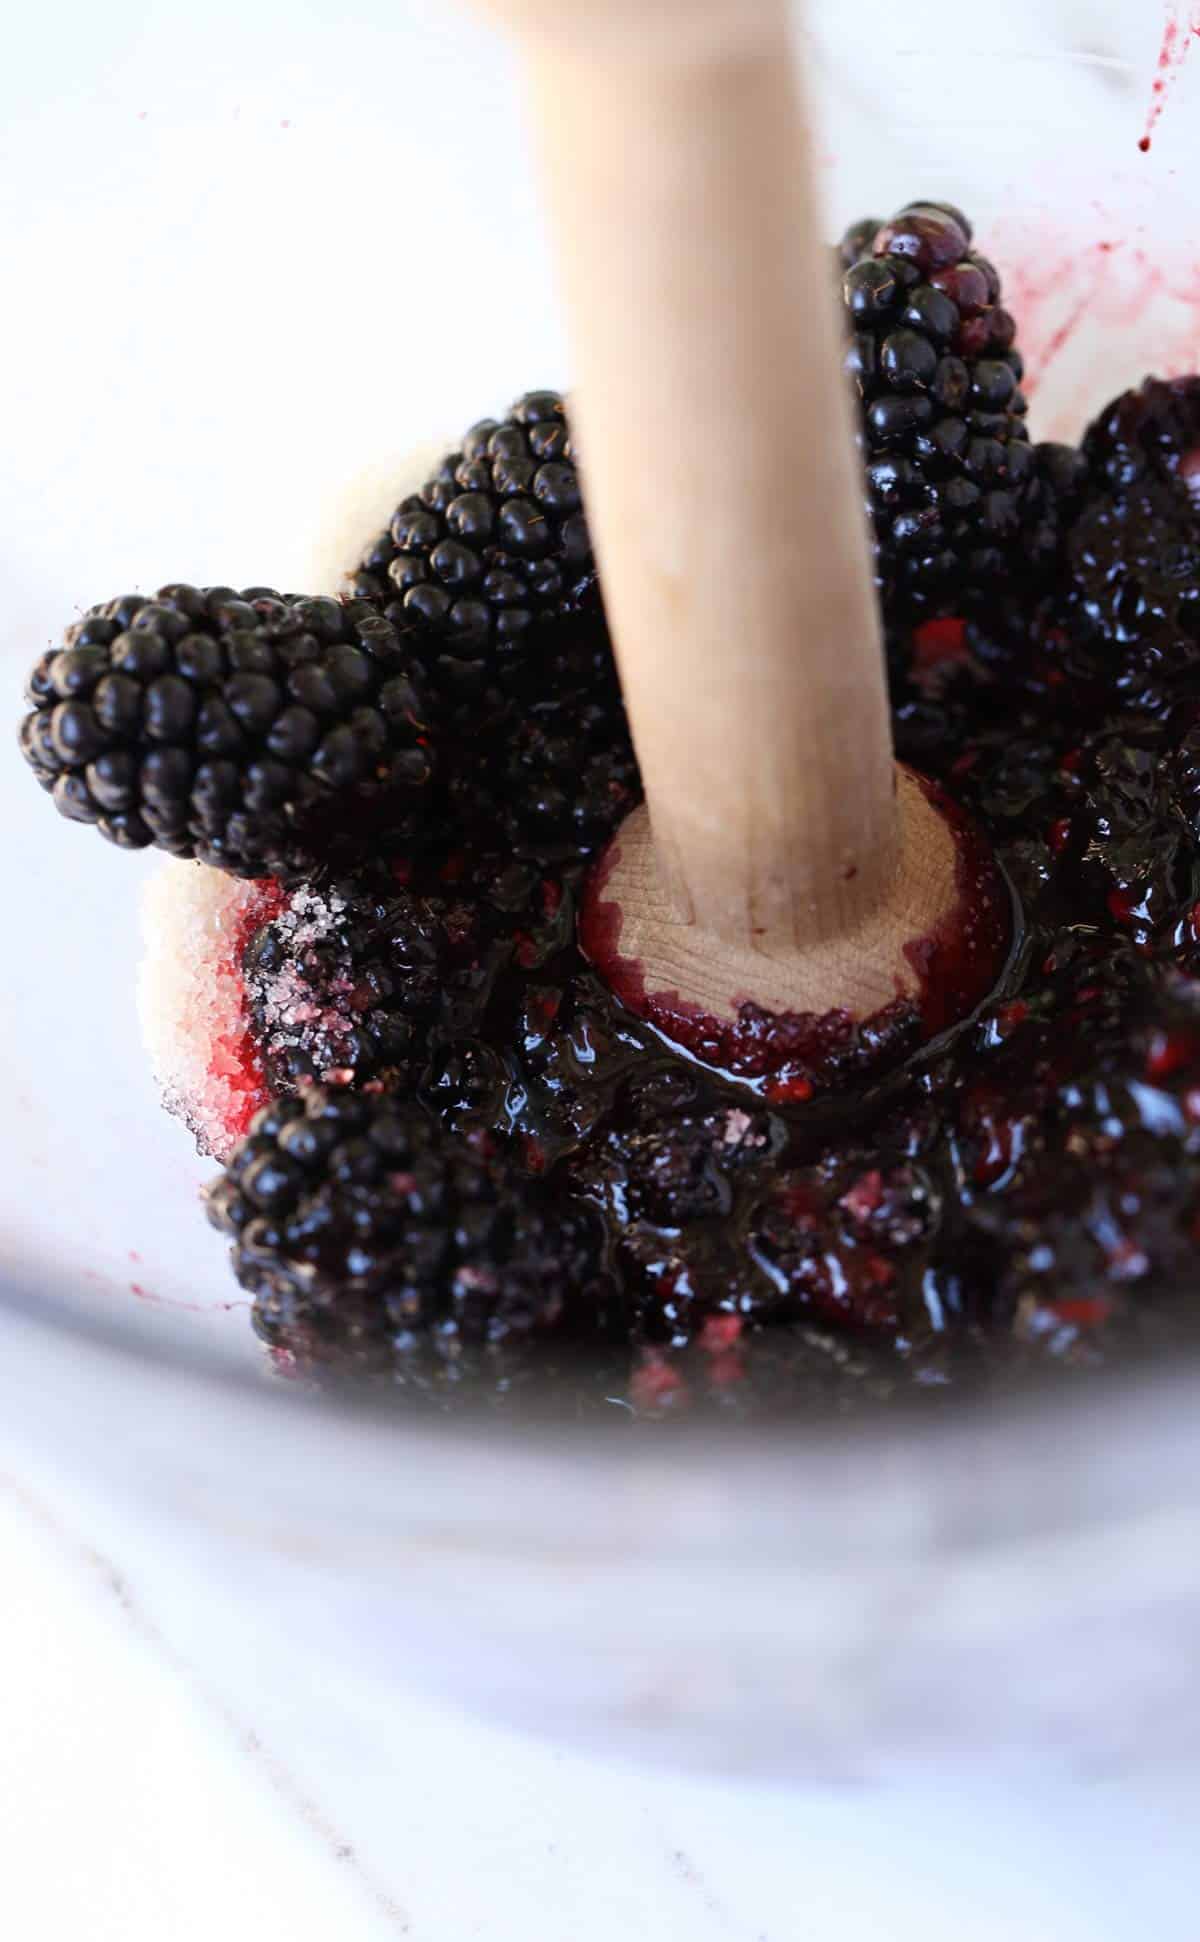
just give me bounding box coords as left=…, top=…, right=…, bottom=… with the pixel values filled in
left=137, top=861, right=283, bottom=1161
left=242, top=884, right=366, bottom=1081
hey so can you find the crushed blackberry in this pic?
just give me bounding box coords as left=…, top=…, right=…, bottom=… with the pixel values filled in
left=242, top=879, right=455, bottom=1095
left=206, top=1086, right=618, bottom=1394
left=351, top=392, right=597, bottom=690
left=839, top=201, right=1074, bottom=613
left=19, top=585, right=436, bottom=878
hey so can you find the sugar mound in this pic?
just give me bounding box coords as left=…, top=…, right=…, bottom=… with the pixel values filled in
left=138, top=860, right=281, bottom=1161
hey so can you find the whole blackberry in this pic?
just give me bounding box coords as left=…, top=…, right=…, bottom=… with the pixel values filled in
left=19, top=585, right=436, bottom=878
left=351, top=391, right=596, bottom=685
left=446, top=611, right=639, bottom=863
left=969, top=407, right=1200, bottom=718
left=840, top=200, right=1053, bottom=612
left=207, top=1087, right=615, bottom=1386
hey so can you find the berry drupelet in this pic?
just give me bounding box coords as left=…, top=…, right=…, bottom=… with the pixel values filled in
left=19, top=585, right=436, bottom=879
left=351, top=391, right=596, bottom=690
left=840, top=200, right=1075, bottom=613
left=206, top=1086, right=615, bottom=1391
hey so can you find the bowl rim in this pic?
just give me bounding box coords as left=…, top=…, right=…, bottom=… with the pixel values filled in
left=8, top=1256, right=1199, bottom=1573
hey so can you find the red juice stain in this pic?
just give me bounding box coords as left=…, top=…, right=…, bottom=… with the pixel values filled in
left=1001, top=237, right=1138, bottom=408
left=131, top=1281, right=206, bottom=1313
left=912, top=616, right=968, bottom=674
left=630, top=1353, right=688, bottom=1414
left=211, top=877, right=286, bottom=1151
left=1139, top=7, right=1200, bottom=154
left=1025, top=290, right=1092, bottom=395
left=579, top=771, right=1009, bottom=1087
left=764, top=1072, right=815, bottom=1104
left=1180, top=447, right=1200, bottom=501
left=1144, top=1027, right=1200, bottom=1081
left=1049, top=818, right=1073, bottom=856
left=839, top=1170, right=884, bottom=1223
left=1050, top=1294, right=1114, bottom=1330
left=698, top=1314, right=743, bottom=1353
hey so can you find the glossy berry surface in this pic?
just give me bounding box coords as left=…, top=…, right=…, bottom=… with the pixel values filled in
left=207, top=1087, right=617, bottom=1398
left=969, top=376, right=1200, bottom=717
left=839, top=201, right=1074, bottom=615
left=20, top=585, right=436, bottom=879
left=351, top=391, right=597, bottom=685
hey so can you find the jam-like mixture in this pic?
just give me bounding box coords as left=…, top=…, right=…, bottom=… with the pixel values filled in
left=229, top=378, right=1200, bottom=1415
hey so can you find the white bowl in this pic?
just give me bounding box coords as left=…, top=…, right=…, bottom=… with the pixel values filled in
left=5, top=0, right=1200, bottom=1780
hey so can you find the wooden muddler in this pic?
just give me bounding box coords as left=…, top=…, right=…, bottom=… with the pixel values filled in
left=525, top=1, right=895, bottom=949
left=478, top=0, right=976, bottom=1030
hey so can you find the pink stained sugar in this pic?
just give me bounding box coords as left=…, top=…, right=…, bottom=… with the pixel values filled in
left=137, top=861, right=283, bottom=1162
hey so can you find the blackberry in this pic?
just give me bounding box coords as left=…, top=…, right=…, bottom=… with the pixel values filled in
left=969, top=389, right=1200, bottom=717
left=840, top=200, right=1056, bottom=613
left=1082, top=376, right=1200, bottom=492
left=351, top=392, right=596, bottom=685
left=19, top=585, right=436, bottom=878
left=1020, top=438, right=1092, bottom=577
left=239, top=831, right=584, bottom=1119
left=242, top=879, right=461, bottom=1095
left=206, top=1087, right=615, bottom=1387
left=445, top=611, right=639, bottom=864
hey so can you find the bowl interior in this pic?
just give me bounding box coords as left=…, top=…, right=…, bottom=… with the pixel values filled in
left=5, top=0, right=1200, bottom=1401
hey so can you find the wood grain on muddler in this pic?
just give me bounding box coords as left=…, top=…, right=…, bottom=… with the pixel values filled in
left=479, top=0, right=989, bottom=1035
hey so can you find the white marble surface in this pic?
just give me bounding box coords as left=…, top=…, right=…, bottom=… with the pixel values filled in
left=7, top=1, right=1200, bottom=1932
left=8, top=1433, right=1200, bottom=1940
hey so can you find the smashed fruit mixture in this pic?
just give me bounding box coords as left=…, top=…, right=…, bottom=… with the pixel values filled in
left=21, top=202, right=1200, bottom=1420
